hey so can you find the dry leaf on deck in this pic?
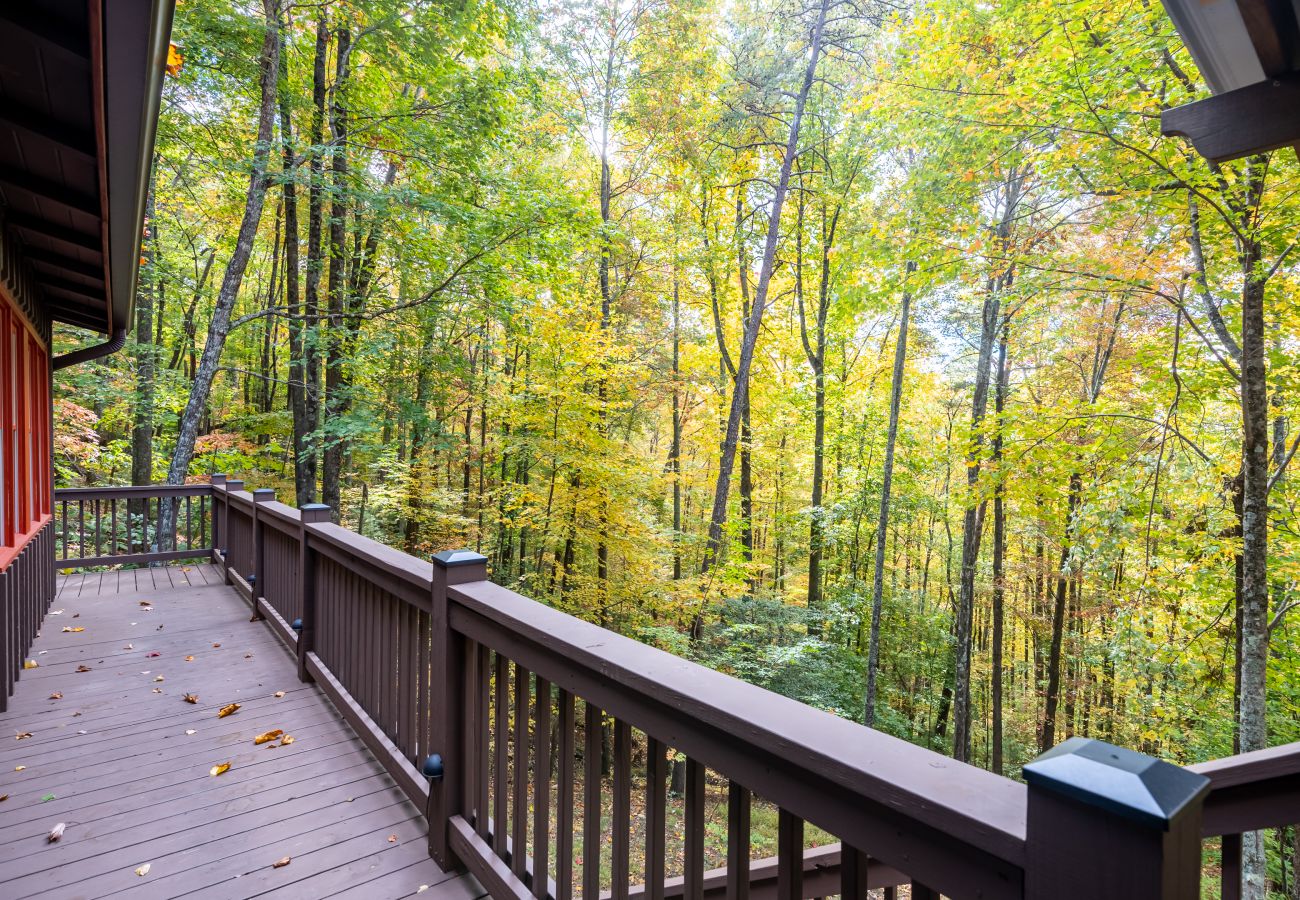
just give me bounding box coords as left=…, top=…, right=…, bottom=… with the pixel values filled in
left=212, top=643, right=221, bottom=648
left=124, top=644, right=133, bottom=650
left=16, top=732, right=32, bottom=740
left=47, top=823, right=65, bottom=843
left=183, top=694, right=198, bottom=704
left=279, top=735, right=294, bottom=746
left=217, top=703, right=240, bottom=718
left=185, top=729, right=196, bottom=735
left=154, top=675, right=164, bottom=683
left=184, top=656, right=195, bottom=662
left=61, top=626, right=84, bottom=633
left=152, top=689, right=162, bottom=694
left=272, top=856, right=291, bottom=869
left=0, top=794, right=8, bottom=802
left=387, top=834, right=398, bottom=843
left=14, top=766, right=25, bottom=771
left=417, top=886, right=429, bottom=894
left=244, top=653, right=252, bottom=659
left=75, top=665, right=91, bottom=673
left=273, top=691, right=285, bottom=698
left=146, top=652, right=160, bottom=658
left=23, top=660, right=38, bottom=669
left=49, top=692, right=62, bottom=700
left=139, top=601, right=151, bottom=607
left=135, top=863, right=151, bottom=877
left=253, top=729, right=284, bottom=745
left=209, top=762, right=231, bottom=777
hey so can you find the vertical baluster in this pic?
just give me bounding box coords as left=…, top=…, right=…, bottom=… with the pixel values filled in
left=726, top=782, right=750, bottom=900
left=512, top=663, right=530, bottom=881
left=77, top=499, right=84, bottom=558
left=840, top=845, right=868, bottom=900
left=60, top=500, right=67, bottom=560
left=475, top=639, right=490, bottom=839
left=777, top=810, right=803, bottom=900
left=493, top=652, right=509, bottom=857
left=684, top=758, right=705, bottom=900
left=533, top=677, right=552, bottom=899
left=645, top=737, right=667, bottom=900
left=110, top=498, right=117, bottom=558
left=1221, top=833, right=1242, bottom=900
left=582, top=702, right=601, bottom=900
left=186, top=495, right=193, bottom=551
left=611, top=719, right=631, bottom=900
left=201, top=495, right=208, bottom=549
left=882, top=887, right=896, bottom=900
left=462, top=640, right=483, bottom=830
left=93, top=498, right=101, bottom=559
left=556, top=689, right=575, bottom=900
left=400, top=601, right=415, bottom=762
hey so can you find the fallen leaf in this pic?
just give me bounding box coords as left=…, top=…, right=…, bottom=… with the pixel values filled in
left=253, top=729, right=284, bottom=745
left=273, top=691, right=285, bottom=698
left=279, top=735, right=295, bottom=746
left=184, top=730, right=196, bottom=735
left=75, top=665, right=91, bottom=673
left=72, top=712, right=81, bottom=717
left=272, top=856, right=291, bottom=869
left=50, top=610, right=63, bottom=615
left=184, top=656, right=195, bottom=662
left=23, top=660, right=38, bottom=670
left=0, top=794, right=8, bottom=802
left=157, top=625, right=164, bottom=631
left=123, top=644, right=134, bottom=650
left=244, top=653, right=252, bottom=659
left=183, top=693, right=198, bottom=704
left=154, top=675, right=164, bottom=682
left=48, top=692, right=62, bottom=700
left=146, top=652, right=160, bottom=658
left=41, top=794, right=55, bottom=802
left=61, top=626, right=84, bottom=633
left=152, top=688, right=163, bottom=694
left=417, top=886, right=429, bottom=894
left=14, top=766, right=25, bottom=772
left=72, top=613, right=79, bottom=618
left=387, top=834, right=398, bottom=843
left=210, top=762, right=231, bottom=777
left=139, top=601, right=151, bottom=607
left=77, top=730, right=86, bottom=735
left=48, top=822, right=65, bottom=843
left=135, top=863, right=151, bottom=877
left=212, top=643, right=221, bottom=648
left=16, top=732, right=32, bottom=740
left=217, top=703, right=240, bottom=719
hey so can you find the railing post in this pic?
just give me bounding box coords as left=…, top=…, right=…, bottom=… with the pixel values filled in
left=210, top=474, right=226, bottom=564
left=296, top=503, right=330, bottom=684
left=222, top=479, right=244, bottom=583
left=427, top=548, right=489, bottom=869
left=250, top=488, right=274, bottom=617
left=1024, top=737, right=1210, bottom=900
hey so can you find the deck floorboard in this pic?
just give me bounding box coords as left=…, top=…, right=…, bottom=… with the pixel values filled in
left=0, top=564, right=479, bottom=900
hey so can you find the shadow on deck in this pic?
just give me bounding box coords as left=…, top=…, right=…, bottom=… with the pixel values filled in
left=0, top=564, right=484, bottom=900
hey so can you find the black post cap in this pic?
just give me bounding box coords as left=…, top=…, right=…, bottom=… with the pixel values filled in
left=1024, top=737, right=1210, bottom=830
left=433, top=549, right=488, bottom=568
left=422, top=753, right=444, bottom=780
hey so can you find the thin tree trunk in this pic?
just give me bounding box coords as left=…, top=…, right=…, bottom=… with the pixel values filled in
left=321, top=24, right=351, bottom=518
left=132, top=183, right=157, bottom=494
left=161, top=0, right=280, bottom=539
left=301, top=13, right=328, bottom=506
left=991, top=328, right=1008, bottom=774
left=1041, top=472, right=1081, bottom=753
left=864, top=260, right=912, bottom=728
left=703, top=0, right=828, bottom=573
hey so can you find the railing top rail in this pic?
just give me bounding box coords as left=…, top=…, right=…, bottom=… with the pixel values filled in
left=449, top=578, right=1028, bottom=873
left=1188, top=738, right=1300, bottom=787
left=306, top=521, right=435, bottom=592
left=1189, top=739, right=1300, bottom=837
left=257, top=500, right=303, bottom=529
left=55, top=484, right=213, bottom=499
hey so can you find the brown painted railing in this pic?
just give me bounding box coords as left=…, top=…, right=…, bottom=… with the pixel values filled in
left=53, top=484, right=213, bottom=567
left=1, top=519, right=54, bottom=713
left=47, top=475, right=1300, bottom=900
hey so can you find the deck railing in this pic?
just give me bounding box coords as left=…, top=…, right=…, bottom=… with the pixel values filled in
left=41, top=476, right=1300, bottom=899
left=53, top=484, right=214, bottom=567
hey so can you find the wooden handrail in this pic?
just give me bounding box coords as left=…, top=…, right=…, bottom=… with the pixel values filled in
left=1190, top=739, right=1300, bottom=837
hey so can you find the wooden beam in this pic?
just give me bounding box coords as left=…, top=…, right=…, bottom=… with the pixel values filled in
left=24, top=249, right=105, bottom=283
left=0, top=104, right=97, bottom=161
left=0, top=166, right=99, bottom=217
left=1162, top=73, right=1300, bottom=162
left=6, top=214, right=101, bottom=253
left=0, top=8, right=91, bottom=61
left=1236, top=0, right=1300, bottom=77
left=40, top=277, right=105, bottom=305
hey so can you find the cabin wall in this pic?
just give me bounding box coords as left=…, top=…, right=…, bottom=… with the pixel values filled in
left=0, top=219, right=57, bottom=711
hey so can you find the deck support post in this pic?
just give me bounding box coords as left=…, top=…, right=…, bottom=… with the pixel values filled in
left=296, top=503, right=330, bottom=683
left=428, top=548, right=489, bottom=870
left=250, top=488, right=274, bottom=616
left=1024, top=737, right=1210, bottom=900
left=209, top=474, right=226, bottom=566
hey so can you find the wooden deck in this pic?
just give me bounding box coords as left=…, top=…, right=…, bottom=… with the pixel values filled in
left=0, top=564, right=484, bottom=900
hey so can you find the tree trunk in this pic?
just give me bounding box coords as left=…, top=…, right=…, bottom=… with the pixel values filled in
left=321, top=25, right=351, bottom=519
left=161, top=0, right=280, bottom=537
left=991, top=328, right=1008, bottom=774
left=1041, top=472, right=1081, bottom=753
left=864, top=260, right=912, bottom=728
left=301, top=13, right=328, bottom=506
left=131, top=183, right=157, bottom=494
left=703, top=0, right=828, bottom=573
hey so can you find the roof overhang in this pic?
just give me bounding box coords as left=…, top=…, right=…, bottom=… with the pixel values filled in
left=0, top=0, right=175, bottom=336
left=1161, top=0, right=1300, bottom=162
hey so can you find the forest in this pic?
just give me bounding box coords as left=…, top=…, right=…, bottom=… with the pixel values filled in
left=50, top=0, right=1300, bottom=893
